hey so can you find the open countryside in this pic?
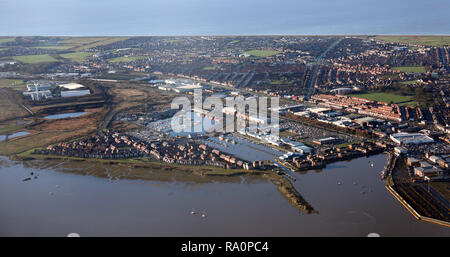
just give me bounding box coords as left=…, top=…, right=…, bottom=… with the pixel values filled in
left=13, top=54, right=59, bottom=64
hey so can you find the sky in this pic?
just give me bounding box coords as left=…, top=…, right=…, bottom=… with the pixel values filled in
left=0, top=0, right=449, bottom=36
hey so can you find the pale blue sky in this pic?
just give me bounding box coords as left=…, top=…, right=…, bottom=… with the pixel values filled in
left=0, top=0, right=448, bottom=36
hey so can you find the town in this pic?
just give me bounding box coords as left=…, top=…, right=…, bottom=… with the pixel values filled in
left=0, top=35, right=449, bottom=226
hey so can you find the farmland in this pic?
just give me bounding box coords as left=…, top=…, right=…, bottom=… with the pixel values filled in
left=0, top=90, right=29, bottom=121
left=57, top=37, right=129, bottom=50
left=0, top=79, right=26, bottom=90
left=34, top=45, right=73, bottom=50
left=0, top=37, right=16, bottom=43
left=13, top=54, right=59, bottom=63
left=108, top=56, right=147, bottom=63
left=375, top=36, right=450, bottom=47
left=59, top=52, right=93, bottom=62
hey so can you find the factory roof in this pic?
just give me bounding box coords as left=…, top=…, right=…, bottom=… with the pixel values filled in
left=59, top=83, right=85, bottom=90
left=390, top=132, right=434, bottom=145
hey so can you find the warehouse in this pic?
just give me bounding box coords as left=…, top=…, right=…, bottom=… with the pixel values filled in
left=390, top=132, right=434, bottom=145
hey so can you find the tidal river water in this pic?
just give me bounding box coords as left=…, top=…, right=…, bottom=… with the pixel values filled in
left=0, top=154, right=448, bottom=236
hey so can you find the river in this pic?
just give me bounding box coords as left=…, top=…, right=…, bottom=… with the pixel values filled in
left=0, top=154, right=448, bottom=236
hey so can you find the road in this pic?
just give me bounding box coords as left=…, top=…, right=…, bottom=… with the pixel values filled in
left=305, top=37, right=343, bottom=100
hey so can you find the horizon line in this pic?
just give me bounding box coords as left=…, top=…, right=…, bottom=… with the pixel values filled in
left=1, top=34, right=450, bottom=37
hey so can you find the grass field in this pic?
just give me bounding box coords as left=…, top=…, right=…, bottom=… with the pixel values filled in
left=97, top=73, right=146, bottom=80
left=58, top=37, right=129, bottom=50
left=399, top=80, right=420, bottom=85
left=58, top=37, right=108, bottom=47
left=34, top=45, right=74, bottom=50
left=349, top=92, right=413, bottom=104
left=13, top=54, right=59, bottom=63
left=0, top=92, right=28, bottom=121
left=0, top=79, right=26, bottom=90
left=0, top=108, right=106, bottom=155
left=0, top=124, right=23, bottom=135
left=391, top=66, right=426, bottom=73
left=108, top=56, right=147, bottom=63
left=59, top=52, right=92, bottom=62
left=0, top=37, right=15, bottom=43
left=398, top=101, right=419, bottom=107
left=244, top=50, right=280, bottom=58
left=202, top=66, right=217, bottom=70
left=164, top=39, right=183, bottom=43
left=375, top=36, right=450, bottom=47
left=270, top=79, right=291, bottom=85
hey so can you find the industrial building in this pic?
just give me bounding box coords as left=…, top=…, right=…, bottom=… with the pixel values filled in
left=313, top=137, right=341, bottom=145
left=390, top=132, right=434, bottom=145
left=58, top=83, right=86, bottom=90
left=23, top=82, right=54, bottom=101
left=23, top=90, right=53, bottom=101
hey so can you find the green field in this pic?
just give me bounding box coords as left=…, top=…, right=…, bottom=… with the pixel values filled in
left=375, top=36, right=450, bottom=47
left=0, top=93, right=29, bottom=121
left=98, top=73, right=147, bottom=80
left=162, top=39, right=184, bottom=43
left=108, top=56, right=147, bottom=63
left=58, top=37, right=129, bottom=50
left=35, top=45, right=74, bottom=50
left=244, top=50, right=280, bottom=58
left=398, top=101, right=419, bottom=107
left=391, top=66, right=426, bottom=73
left=59, top=52, right=92, bottom=62
left=0, top=37, right=15, bottom=43
left=13, top=54, right=59, bottom=63
left=270, top=79, right=291, bottom=85
left=202, top=66, right=217, bottom=70
left=399, top=80, right=420, bottom=85
left=0, top=79, right=26, bottom=90
left=349, top=92, right=413, bottom=104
